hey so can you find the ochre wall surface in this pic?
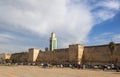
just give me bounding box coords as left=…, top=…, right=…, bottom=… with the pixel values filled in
left=9, top=44, right=120, bottom=65
left=36, top=48, right=69, bottom=64
left=10, top=52, right=28, bottom=63
left=0, top=53, right=11, bottom=60
left=69, top=44, right=84, bottom=64
left=83, top=44, right=120, bottom=64
left=28, top=48, right=39, bottom=62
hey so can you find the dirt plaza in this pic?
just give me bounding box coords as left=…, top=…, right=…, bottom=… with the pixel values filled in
left=0, top=66, right=120, bottom=77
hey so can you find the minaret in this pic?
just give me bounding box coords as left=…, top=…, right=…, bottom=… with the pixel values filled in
left=49, top=32, right=57, bottom=51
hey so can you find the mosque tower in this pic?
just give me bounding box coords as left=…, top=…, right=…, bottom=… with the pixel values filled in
left=49, top=32, right=57, bottom=51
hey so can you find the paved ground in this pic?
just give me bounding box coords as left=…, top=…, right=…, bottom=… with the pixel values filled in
left=0, top=66, right=120, bottom=77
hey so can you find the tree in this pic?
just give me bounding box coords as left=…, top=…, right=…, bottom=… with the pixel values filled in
left=5, top=59, right=11, bottom=63
left=109, top=41, right=116, bottom=55
left=109, top=41, right=117, bottom=64
left=0, top=58, right=4, bottom=64
left=12, top=58, right=19, bottom=63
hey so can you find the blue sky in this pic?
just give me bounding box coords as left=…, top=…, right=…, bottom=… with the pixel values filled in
left=88, top=11, right=120, bottom=45
left=0, top=0, right=120, bottom=53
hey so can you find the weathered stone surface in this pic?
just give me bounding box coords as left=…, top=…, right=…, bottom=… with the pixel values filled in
left=8, top=43, right=120, bottom=65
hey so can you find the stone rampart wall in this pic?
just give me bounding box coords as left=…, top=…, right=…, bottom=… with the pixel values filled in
left=10, top=52, right=28, bottom=63
left=36, top=48, right=69, bottom=64
left=9, top=43, right=120, bottom=65
left=83, top=44, right=120, bottom=64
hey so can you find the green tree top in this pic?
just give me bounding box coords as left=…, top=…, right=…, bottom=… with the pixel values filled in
left=109, top=41, right=116, bottom=55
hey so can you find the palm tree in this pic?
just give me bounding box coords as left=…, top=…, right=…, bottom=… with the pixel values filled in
left=109, top=41, right=116, bottom=55
left=108, top=41, right=117, bottom=65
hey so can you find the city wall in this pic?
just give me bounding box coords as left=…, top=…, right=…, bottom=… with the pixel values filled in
left=36, top=48, right=69, bottom=64
left=0, top=53, right=11, bottom=60
left=83, top=44, right=120, bottom=65
left=10, top=52, right=28, bottom=63
left=36, top=44, right=84, bottom=64
left=8, top=43, right=120, bottom=65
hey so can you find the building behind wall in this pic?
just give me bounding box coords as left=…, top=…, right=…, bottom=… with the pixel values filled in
left=49, top=32, right=57, bottom=51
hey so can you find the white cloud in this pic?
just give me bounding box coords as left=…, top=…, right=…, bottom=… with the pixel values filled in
left=89, top=33, right=120, bottom=45
left=96, top=10, right=115, bottom=21
left=0, top=0, right=120, bottom=51
left=113, top=34, right=120, bottom=42
left=0, top=34, right=14, bottom=44
left=0, top=0, right=93, bottom=48
left=101, top=0, right=120, bottom=10
left=93, top=33, right=113, bottom=42
left=92, top=0, right=120, bottom=23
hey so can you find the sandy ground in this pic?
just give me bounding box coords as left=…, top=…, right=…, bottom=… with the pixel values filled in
left=0, top=66, right=120, bottom=77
